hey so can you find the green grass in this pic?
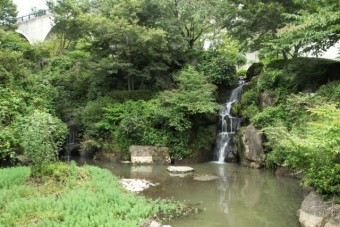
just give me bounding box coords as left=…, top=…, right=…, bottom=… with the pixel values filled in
left=0, top=163, right=184, bottom=226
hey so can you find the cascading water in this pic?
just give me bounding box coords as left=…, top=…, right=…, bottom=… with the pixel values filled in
left=65, top=120, right=77, bottom=161
left=214, top=81, right=244, bottom=162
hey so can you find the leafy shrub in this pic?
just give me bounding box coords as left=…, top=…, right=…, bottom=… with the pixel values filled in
left=0, top=127, right=18, bottom=162
left=264, top=104, right=340, bottom=196
left=259, top=58, right=339, bottom=94
left=34, top=162, right=71, bottom=183
left=81, top=96, right=115, bottom=138
left=283, top=58, right=337, bottom=92
left=314, top=81, right=340, bottom=102
left=251, top=106, right=284, bottom=128
left=107, top=89, right=157, bottom=102
left=192, top=125, right=216, bottom=151
left=97, top=100, right=168, bottom=154
left=19, top=110, right=68, bottom=174
left=257, top=69, right=284, bottom=91
left=236, top=69, right=247, bottom=78
left=198, top=51, right=237, bottom=86
left=80, top=139, right=102, bottom=154
left=160, top=66, right=218, bottom=115
left=237, top=87, right=261, bottom=123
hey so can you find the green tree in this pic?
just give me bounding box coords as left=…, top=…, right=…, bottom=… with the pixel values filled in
left=47, top=0, right=89, bottom=54
left=159, top=0, right=228, bottom=49
left=156, top=66, right=217, bottom=134
left=0, top=0, right=17, bottom=31
left=81, top=14, right=170, bottom=91
left=266, top=0, right=340, bottom=57
left=224, top=0, right=301, bottom=54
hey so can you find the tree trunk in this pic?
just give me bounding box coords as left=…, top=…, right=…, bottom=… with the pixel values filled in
left=131, top=75, right=135, bottom=90
left=282, top=50, right=288, bottom=61
left=127, top=74, right=131, bottom=91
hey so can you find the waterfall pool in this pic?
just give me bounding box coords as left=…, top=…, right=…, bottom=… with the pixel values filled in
left=75, top=158, right=304, bottom=227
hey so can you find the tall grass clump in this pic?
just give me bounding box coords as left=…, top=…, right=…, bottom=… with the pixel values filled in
left=0, top=164, right=185, bottom=226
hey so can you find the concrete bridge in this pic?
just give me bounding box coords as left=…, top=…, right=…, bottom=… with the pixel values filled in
left=16, top=10, right=54, bottom=44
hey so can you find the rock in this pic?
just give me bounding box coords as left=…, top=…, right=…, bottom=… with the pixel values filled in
left=119, top=179, right=158, bottom=193
left=275, top=166, right=302, bottom=178
left=246, top=62, right=264, bottom=80
left=141, top=220, right=171, bottom=227
left=167, top=166, right=194, bottom=173
left=193, top=174, right=219, bottom=181
left=130, top=145, right=171, bottom=165
left=299, top=191, right=340, bottom=227
left=259, top=91, right=275, bottom=110
left=238, top=125, right=265, bottom=168
left=299, top=210, right=325, bottom=227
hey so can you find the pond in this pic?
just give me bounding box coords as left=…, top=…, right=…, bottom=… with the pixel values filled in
left=76, top=158, right=304, bottom=227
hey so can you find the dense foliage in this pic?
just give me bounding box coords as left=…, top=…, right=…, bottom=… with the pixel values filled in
left=237, top=59, right=340, bottom=197
left=0, top=0, right=339, bottom=203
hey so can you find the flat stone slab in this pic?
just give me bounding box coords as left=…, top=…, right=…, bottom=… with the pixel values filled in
left=120, top=179, right=158, bottom=193
left=193, top=174, right=219, bottom=181
left=130, top=145, right=171, bottom=165
left=167, top=166, right=194, bottom=173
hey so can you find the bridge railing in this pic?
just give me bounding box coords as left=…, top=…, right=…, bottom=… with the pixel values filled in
left=17, top=10, right=49, bottom=22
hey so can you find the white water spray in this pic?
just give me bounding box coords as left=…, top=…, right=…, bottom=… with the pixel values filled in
left=214, top=81, right=244, bottom=162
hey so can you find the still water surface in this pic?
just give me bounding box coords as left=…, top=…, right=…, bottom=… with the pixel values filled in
left=77, top=159, right=303, bottom=227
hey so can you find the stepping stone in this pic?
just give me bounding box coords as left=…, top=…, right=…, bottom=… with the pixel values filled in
left=167, top=166, right=194, bottom=173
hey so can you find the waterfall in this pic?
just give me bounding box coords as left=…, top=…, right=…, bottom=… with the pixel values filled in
left=65, top=120, right=77, bottom=161
left=214, top=81, right=244, bottom=162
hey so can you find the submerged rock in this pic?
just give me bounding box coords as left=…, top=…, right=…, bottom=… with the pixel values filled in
left=130, top=146, right=171, bottom=165
left=120, top=179, right=158, bottom=193
left=299, top=191, right=340, bottom=227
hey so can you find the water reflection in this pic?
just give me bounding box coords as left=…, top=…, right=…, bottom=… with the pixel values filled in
left=74, top=158, right=303, bottom=227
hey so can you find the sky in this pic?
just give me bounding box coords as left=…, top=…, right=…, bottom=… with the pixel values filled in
left=13, top=0, right=49, bottom=17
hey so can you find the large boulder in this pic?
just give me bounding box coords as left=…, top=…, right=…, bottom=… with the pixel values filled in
left=259, top=91, right=275, bottom=110
left=130, top=145, right=171, bottom=165
left=299, top=191, right=340, bottom=227
left=246, top=62, right=264, bottom=81
left=238, top=125, right=265, bottom=168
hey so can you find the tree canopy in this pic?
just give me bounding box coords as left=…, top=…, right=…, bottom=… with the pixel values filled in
left=0, top=0, right=17, bottom=31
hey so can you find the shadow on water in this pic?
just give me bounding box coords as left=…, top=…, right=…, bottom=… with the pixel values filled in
left=73, top=158, right=303, bottom=227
